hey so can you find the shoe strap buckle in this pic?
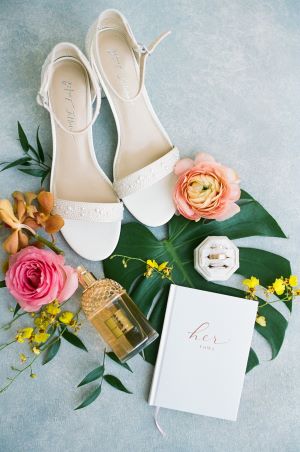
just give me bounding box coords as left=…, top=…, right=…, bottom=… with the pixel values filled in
left=137, top=43, right=151, bottom=55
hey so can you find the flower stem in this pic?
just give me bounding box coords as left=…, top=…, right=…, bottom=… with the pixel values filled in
left=0, top=354, right=39, bottom=394
left=258, top=297, right=293, bottom=309
left=100, top=348, right=107, bottom=386
left=35, top=234, right=64, bottom=255
left=20, top=224, right=64, bottom=255
left=0, top=339, right=16, bottom=352
left=1, top=311, right=27, bottom=330
left=0, top=326, right=67, bottom=394
left=110, top=254, right=174, bottom=283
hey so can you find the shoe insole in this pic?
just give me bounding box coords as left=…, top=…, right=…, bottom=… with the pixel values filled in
left=97, top=29, right=172, bottom=180
left=49, top=58, right=116, bottom=203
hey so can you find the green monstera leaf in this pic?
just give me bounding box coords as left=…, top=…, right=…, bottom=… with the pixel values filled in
left=103, top=191, right=291, bottom=373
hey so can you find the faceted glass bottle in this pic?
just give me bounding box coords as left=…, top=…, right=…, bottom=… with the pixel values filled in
left=77, top=266, right=158, bottom=362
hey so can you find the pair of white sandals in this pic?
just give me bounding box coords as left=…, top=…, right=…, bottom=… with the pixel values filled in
left=37, top=9, right=179, bottom=261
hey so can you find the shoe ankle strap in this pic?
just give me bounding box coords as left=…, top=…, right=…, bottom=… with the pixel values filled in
left=132, top=30, right=171, bottom=101
left=37, top=42, right=101, bottom=135
left=91, top=11, right=171, bottom=102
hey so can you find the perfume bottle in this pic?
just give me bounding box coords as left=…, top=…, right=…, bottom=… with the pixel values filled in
left=77, top=266, right=158, bottom=362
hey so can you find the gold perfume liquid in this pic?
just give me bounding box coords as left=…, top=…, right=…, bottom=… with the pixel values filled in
left=77, top=266, right=158, bottom=362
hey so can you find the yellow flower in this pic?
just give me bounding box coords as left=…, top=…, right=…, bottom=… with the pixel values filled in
left=19, top=353, right=27, bottom=363
left=163, top=267, right=171, bottom=277
left=59, top=311, right=74, bottom=325
left=16, top=327, right=34, bottom=343
left=32, top=332, right=50, bottom=344
left=69, top=319, right=81, bottom=332
left=294, top=289, right=300, bottom=296
left=144, top=268, right=153, bottom=278
left=289, top=275, right=298, bottom=287
left=34, top=317, right=49, bottom=329
left=32, top=346, right=40, bottom=355
left=146, top=259, right=159, bottom=269
left=30, top=373, right=37, bottom=379
left=45, top=302, right=61, bottom=315
left=243, top=276, right=259, bottom=289
left=158, top=262, right=168, bottom=271
left=20, top=327, right=33, bottom=338
left=273, top=278, right=285, bottom=296
left=256, top=315, right=267, bottom=327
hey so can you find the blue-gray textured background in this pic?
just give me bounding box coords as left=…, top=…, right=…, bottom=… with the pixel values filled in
left=0, top=1, right=300, bottom=451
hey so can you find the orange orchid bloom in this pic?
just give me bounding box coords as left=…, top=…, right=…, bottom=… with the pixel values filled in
left=0, top=191, right=64, bottom=254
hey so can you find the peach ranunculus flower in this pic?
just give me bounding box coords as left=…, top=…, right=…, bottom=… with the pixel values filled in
left=173, top=153, right=241, bottom=222
left=5, top=246, right=78, bottom=312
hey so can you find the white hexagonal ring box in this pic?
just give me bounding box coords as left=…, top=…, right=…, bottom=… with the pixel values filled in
left=194, top=236, right=239, bottom=281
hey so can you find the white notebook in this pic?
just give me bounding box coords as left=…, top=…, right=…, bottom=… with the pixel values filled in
left=148, top=285, right=258, bottom=421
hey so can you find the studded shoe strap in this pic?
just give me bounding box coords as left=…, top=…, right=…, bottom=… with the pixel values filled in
left=53, top=199, right=123, bottom=223
left=113, top=147, right=180, bottom=199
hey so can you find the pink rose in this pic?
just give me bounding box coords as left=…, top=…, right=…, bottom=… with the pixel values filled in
left=174, top=153, right=241, bottom=221
left=5, top=246, right=78, bottom=312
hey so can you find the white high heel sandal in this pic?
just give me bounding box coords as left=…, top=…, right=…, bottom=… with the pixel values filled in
left=86, top=10, right=179, bottom=227
left=37, top=42, right=123, bottom=261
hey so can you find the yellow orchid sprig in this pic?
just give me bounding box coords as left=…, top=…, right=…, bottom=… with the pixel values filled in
left=0, top=301, right=82, bottom=394
left=243, top=275, right=299, bottom=328
left=0, top=326, right=67, bottom=394
left=110, top=254, right=174, bottom=283
left=0, top=300, right=81, bottom=355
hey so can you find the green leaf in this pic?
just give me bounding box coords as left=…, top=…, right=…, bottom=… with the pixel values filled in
left=40, top=169, right=50, bottom=186
left=104, top=190, right=291, bottom=372
left=75, top=385, right=102, bottom=410
left=0, top=281, right=6, bottom=288
left=18, top=168, right=47, bottom=177
left=43, top=338, right=61, bottom=365
left=13, top=303, right=21, bottom=317
left=246, top=348, right=259, bottom=373
left=20, top=161, right=31, bottom=167
left=106, top=352, right=133, bottom=372
left=39, top=327, right=57, bottom=351
left=0, top=157, right=31, bottom=172
left=28, top=144, right=40, bottom=160
left=77, top=365, right=104, bottom=387
left=103, top=374, right=132, bottom=394
left=143, top=285, right=169, bottom=365
left=17, top=122, right=29, bottom=152
left=168, top=190, right=286, bottom=245
left=62, top=329, right=88, bottom=352
left=36, top=126, right=45, bottom=162
left=255, top=297, right=288, bottom=359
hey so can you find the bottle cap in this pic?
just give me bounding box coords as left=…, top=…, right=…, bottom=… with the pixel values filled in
left=77, top=266, right=97, bottom=290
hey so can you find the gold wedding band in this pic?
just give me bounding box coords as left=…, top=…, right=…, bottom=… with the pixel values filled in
left=208, top=253, right=227, bottom=260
